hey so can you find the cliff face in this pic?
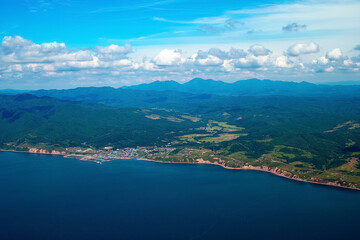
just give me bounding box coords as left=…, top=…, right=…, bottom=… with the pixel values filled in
left=28, top=148, right=65, bottom=155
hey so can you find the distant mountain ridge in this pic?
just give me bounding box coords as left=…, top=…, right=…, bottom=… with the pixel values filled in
left=3, top=79, right=360, bottom=98
left=26, top=78, right=360, bottom=113
left=0, top=89, right=30, bottom=95
left=124, top=78, right=360, bottom=97
left=321, top=81, right=360, bottom=86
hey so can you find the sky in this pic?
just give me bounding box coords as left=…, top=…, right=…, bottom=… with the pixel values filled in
left=0, top=0, right=360, bottom=89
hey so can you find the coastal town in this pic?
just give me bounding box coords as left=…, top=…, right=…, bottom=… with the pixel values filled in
left=22, top=145, right=360, bottom=191
left=28, top=146, right=176, bottom=164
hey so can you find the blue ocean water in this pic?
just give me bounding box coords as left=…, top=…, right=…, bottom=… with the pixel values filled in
left=0, top=151, right=359, bottom=240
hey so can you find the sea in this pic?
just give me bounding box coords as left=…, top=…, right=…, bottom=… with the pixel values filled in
left=0, top=151, right=359, bottom=240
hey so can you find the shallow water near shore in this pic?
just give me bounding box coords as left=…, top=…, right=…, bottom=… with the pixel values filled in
left=1, top=151, right=359, bottom=240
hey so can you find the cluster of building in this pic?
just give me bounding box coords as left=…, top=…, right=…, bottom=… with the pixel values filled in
left=71, top=146, right=176, bottom=163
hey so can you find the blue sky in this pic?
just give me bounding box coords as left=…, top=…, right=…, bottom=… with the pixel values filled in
left=1, top=0, right=287, bottom=47
left=0, top=0, right=360, bottom=89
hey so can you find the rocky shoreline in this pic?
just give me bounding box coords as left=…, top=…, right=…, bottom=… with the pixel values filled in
left=28, top=148, right=66, bottom=155
left=137, top=158, right=360, bottom=191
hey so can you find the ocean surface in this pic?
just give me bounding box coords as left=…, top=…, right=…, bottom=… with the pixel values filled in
left=0, top=151, right=359, bottom=240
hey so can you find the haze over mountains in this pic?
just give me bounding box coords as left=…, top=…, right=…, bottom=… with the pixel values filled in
left=124, top=78, right=360, bottom=97
left=20, top=78, right=358, bottom=118
left=1, top=78, right=360, bottom=98
left=27, top=78, right=360, bottom=100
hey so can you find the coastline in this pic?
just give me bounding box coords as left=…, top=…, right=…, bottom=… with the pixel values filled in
left=136, top=158, right=360, bottom=191
left=0, top=149, right=68, bottom=156
left=1, top=149, right=359, bottom=191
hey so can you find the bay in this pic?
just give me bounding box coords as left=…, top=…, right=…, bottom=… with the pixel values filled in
left=0, top=151, right=359, bottom=240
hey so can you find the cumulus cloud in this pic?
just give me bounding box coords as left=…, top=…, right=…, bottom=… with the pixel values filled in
left=275, top=56, right=293, bottom=68
left=233, top=55, right=270, bottom=68
left=190, top=47, right=273, bottom=69
left=282, top=23, right=307, bottom=32
left=310, top=47, right=360, bottom=73
left=286, top=42, right=320, bottom=56
left=96, top=43, right=132, bottom=61
left=325, top=66, right=334, bottom=72
left=0, top=35, right=136, bottom=74
left=0, top=36, right=95, bottom=64
left=312, top=56, right=329, bottom=65
left=153, top=49, right=184, bottom=66
left=96, top=43, right=132, bottom=54
left=197, top=48, right=246, bottom=60
left=248, top=44, right=272, bottom=56
left=195, top=55, right=223, bottom=66
left=1, top=35, right=359, bottom=88
left=1, top=36, right=33, bottom=54
left=326, top=48, right=343, bottom=60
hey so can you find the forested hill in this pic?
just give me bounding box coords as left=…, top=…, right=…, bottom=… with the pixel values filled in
left=0, top=94, right=201, bottom=149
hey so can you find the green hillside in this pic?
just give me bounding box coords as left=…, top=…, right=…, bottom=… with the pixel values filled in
left=0, top=94, right=201, bottom=150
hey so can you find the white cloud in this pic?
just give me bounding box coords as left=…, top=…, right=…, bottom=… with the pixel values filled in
left=4, top=64, right=23, bottom=73
left=97, top=43, right=132, bottom=54
left=325, top=66, right=334, bottom=72
left=233, top=55, right=270, bottom=68
left=0, top=36, right=138, bottom=75
left=196, top=48, right=247, bottom=60
left=0, top=36, right=94, bottom=63
left=195, top=55, right=223, bottom=66
left=286, top=42, right=320, bottom=56
left=25, top=63, right=43, bottom=72
left=343, top=59, right=352, bottom=66
left=275, top=56, right=292, bottom=68
left=141, top=61, right=157, bottom=71
left=313, top=56, right=329, bottom=65
left=111, top=59, right=132, bottom=67
left=67, top=56, right=101, bottom=69
left=222, top=60, right=234, bottom=72
left=326, top=48, right=343, bottom=60
left=248, top=44, right=271, bottom=56
left=153, top=49, right=184, bottom=66
left=1, top=36, right=33, bottom=54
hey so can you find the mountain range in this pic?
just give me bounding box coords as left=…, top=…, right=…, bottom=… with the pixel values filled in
left=124, top=78, right=360, bottom=97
